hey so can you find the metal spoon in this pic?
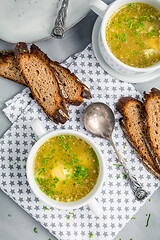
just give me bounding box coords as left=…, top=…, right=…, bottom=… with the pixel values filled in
left=83, top=102, right=148, bottom=201
left=51, top=0, right=69, bottom=38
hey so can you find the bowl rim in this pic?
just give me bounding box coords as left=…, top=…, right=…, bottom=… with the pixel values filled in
left=26, top=129, right=105, bottom=209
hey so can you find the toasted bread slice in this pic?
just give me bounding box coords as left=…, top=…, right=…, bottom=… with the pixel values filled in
left=0, top=47, right=91, bottom=105
left=50, top=61, right=91, bottom=105
left=116, top=97, right=160, bottom=179
left=0, top=50, right=26, bottom=85
left=14, top=42, right=69, bottom=124
left=30, top=44, right=91, bottom=105
left=143, top=88, right=160, bottom=171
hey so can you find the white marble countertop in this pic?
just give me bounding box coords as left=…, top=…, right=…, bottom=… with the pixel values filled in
left=0, top=6, right=160, bottom=240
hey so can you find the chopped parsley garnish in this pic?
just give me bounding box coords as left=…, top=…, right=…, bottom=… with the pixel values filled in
left=73, top=165, right=89, bottom=183
left=53, top=177, right=59, bottom=183
left=58, top=136, right=63, bottom=140
left=91, top=148, right=98, bottom=160
left=34, top=227, right=38, bottom=233
left=146, top=214, right=151, bottom=227
left=43, top=206, right=49, bottom=210
left=131, top=217, right=136, bottom=219
left=8, top=214, right=11, bottom=217
left=68, top=212, right=74, bottom=219
left=33, top=138, right=37, bottom=142
left=122, top=173, right=126, bottom=179
left=89, top=233, right=93, bottom=238
left=128, top=3, right=133, bottom=8
left=113, top=164, right=122, bottom=167
left=94, top=160, right=99, bottom=167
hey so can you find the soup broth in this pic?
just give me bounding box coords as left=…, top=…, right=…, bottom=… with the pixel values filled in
left=33, top=135, right=99, bottom=202
left=106, top=3, right=160, bottom=68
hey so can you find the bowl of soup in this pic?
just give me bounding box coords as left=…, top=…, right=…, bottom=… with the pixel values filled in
left=26, top=119, right=105, bottom=216
left=90, top=0, right=160, bottom=74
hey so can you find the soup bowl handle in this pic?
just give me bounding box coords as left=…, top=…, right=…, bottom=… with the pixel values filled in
left=31, top=118, right=47, bottom=139
left=90, top=0, right=108, bottom=18
left=88, top=198, right=103, bottom=217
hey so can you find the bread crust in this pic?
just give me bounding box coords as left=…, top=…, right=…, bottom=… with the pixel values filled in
left=116, top=97, right=160, bottom=180
left=0, top=50, right=27, bottom=85
left=143, top=88, right=160, bottom=171
left=0, top=46, right=91, bottom=106
left=116, top=97, right=137, bottom=114
left=51, top=61, right=92, bottom=105
left=30, top=44, right=92, bottom=105
left=14, top=42, right=69, bottom=124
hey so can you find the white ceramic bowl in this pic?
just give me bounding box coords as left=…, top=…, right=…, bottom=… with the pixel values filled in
left=26, top=119, right=105, bottom=216
left=90, top=0, right=160, bottom=74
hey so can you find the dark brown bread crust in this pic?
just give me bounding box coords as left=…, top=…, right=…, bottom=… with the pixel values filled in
left=14, top=42, right=69, bottom=124
left=116, top=97, right=137, bottom=114
left=143, top=88, right=160, bottom=101
left=0, top=50, right=26, bottom=85
left=31, top=44, right=92, bottom=105
left=0, top=50, right=14, bottom=62
left=50, top=61, right=92, bottom=105
left=116, top=97, right=160, bottom=180
left=143, top=88, right=160, bottom=171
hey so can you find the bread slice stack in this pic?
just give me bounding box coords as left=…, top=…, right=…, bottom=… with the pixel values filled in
left=143, top=88, right=160, bottom=171
left=116, top=90, right=160, bottom=180
left=0, top=43, right=91, bottom=124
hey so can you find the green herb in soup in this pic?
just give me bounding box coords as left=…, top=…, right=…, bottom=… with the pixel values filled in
left=106, top=3, right=160, bottom=68
left=33, top=135, right=99, bottom=202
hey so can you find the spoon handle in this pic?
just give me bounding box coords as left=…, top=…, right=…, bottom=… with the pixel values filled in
left=51, top=0, right=69, bottom=38
left=109, top=138, right=148, bottom=201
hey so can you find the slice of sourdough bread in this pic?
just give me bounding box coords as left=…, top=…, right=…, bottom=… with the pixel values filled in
left=0, top=47, right=91, bottom=105
left=0, top=50, right=26, bottom=85
left=50, top=61, right=91, bottom=105
left=30, top=44, right=91, bottom=105
left=116, top=97, right=160, bottom=180
left=14, top=42, right=69, bottom=124
left=143, top=88, right=160, bottom=171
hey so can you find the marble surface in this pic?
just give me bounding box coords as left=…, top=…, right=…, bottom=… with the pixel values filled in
left=0, top=5, right=160, bottom=240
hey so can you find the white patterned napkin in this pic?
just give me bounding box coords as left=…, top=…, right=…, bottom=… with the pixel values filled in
left=0, top=44, right=159, bottom=240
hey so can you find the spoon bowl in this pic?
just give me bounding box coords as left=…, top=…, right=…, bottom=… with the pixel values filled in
left=83, top=102, right=115, bottom=140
